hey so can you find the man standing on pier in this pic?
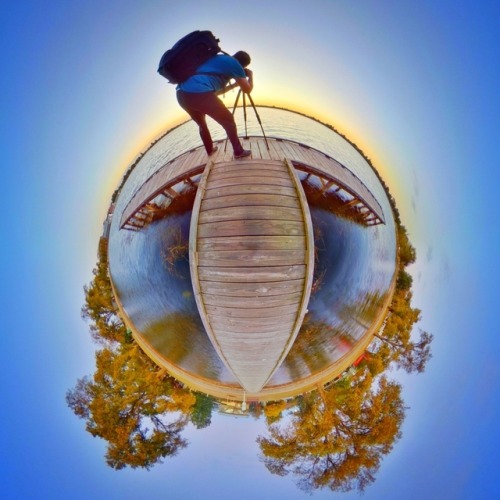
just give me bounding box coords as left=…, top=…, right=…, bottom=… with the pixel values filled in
left=176, top=51, right=253, bottom=159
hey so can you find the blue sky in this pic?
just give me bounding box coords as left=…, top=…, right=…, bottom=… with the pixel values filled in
left=1, top=1, right=499, bottom=498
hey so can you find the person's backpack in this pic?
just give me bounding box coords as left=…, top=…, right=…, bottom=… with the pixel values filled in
left=158, top=30, right=222, bottom=84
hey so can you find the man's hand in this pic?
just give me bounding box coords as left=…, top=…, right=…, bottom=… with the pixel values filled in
left=238, top=68, right=253, bottom=93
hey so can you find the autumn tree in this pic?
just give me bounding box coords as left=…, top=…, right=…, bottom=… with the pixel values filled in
left=81, top=238, right=126, bottom=344
left=248, top=401, right=264, bottom=420
left=257, top=371, right=405, bottom=493
left=263, top=401, right=288, bottom=425
left=70, top=242, right=217, bottom=470
left=371, top=284, right=433, bottom=374
left=190, top=393, right=216, bottom=429
left=396, top=269, right=413, bottom=291
left=66, top=343, right=196, bottom=469
left=366, top=224, right=433, bottom=374
left=397, top=225, right=416, bottom=266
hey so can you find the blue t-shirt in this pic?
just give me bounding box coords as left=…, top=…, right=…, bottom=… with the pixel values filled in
left=177, top=54, right=246, bottom=93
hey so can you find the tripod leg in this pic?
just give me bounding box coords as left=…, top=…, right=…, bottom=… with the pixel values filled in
left=243, top=92, right=248, bottom=139
left=225, top=89, right=242, bottom=152
left=231, top=89, right=241, bottom=115
left=247, top=93, right=270, bottom=150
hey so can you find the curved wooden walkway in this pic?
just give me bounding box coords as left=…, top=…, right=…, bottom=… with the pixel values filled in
left=119, top=137, right=385, bottom=230
left=189, top=158, right=315, bottom=393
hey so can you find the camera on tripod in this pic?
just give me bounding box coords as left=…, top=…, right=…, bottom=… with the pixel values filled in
left=226, top=86, right=269, bottom=151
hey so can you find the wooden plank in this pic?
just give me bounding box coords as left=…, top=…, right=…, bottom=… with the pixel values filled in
left=156, top=158, right=205, bottom=193
left=199, top=206, right=303, bottom=223
left=290, top=143, right=313, bottom=165
left=212, top=157, right=282, bottom=168
left=267, top=139, right=285, bottom=161
left=207, top=173, right=293, bottom=189
left=187, top=147, right=209, bottom=169
left=275, top=139, right=296, bottom=159
left=302, top=146, right=326, bottom=167
left=208, top=316, right=296, bottom=333
left=216, top=332, right=292, bottom=345
left=216, top=344, right=291, bottom=357
left=216, top=348, right=286, bottom=360
left=120, top=152, right=207, bottom=227
left=215, top=347, right=287, bottom=361
left=208, top=316, right=296, bottom=330
left=214, top=317, right=294, bottom=334
left=165, top=151, right=193, bottom=181
left=200, top=193, right=301, bottom=211
left=197, top=219, right=305, bottom=238
left=292, top=156, right=384, bottom=223
left=208, top=314, right=297, bottom=333
left=209, top=163, right=288, bottom=179
left=214, top=326, right=293, bottom=339
left=213, top=159, right=283, bottom=170
left=299, top=145, right=323, bottom=168
left=166, top=148, right=203, bottom=184
left=341, top=198, right=361, bottom=209
left=217, top=347, right=290, bottom=363
left=257, top=137, right=272, bottom=160
left=197, top=235, right=305, bottom=251
left=167, top=153, right=192, bottom=180
left=282, top=141, right=300, bottom=162
left=319, top=178, right=337, bottom=193
left=201, top=291, right=303, bottom=308
left=163, top=186, right=178, bottom=198
left=211, top=161, right=289, bottom=174
left=198, top=249, right=306, bottom=267
left=199, top=279, right=304, bottom=297
left=204, top=303, right=301, bottom=318
left=218, top=139, right=234, bottom=160
left=280, top=140, right=300, bottom=162
left=203, top=183, right=297, bottom=199
left=188, top=158, right=214, bottom=351
left=215, top=142, right=232, bottom=162
left=249, top=138, right=261, bottom=157
left=198, top=265, right=306, bottom=282
left=296, top=143, right=317, bottom=166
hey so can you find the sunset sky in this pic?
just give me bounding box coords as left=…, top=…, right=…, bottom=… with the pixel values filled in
left=2, top=1, right=499, bottom=499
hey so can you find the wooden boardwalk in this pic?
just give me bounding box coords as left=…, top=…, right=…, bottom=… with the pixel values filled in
left=119, top=137, right=385, bottom=230
left=189, top=158, right=315, bottom=393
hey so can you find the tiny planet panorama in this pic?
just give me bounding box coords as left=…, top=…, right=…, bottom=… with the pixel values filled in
left=107, top=107, right=397, bottom=403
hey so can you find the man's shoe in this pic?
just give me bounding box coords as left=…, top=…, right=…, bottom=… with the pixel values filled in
left=234, top=149, right=251, bottom=159
left=208, top=146, right=218, bottom=156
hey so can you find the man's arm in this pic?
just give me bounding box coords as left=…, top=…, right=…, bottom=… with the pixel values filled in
left=217, top=81, right=239, bottom=95
left=235, top=68, right=253, bottom=93
left=216, top=69, right=253, bottom=96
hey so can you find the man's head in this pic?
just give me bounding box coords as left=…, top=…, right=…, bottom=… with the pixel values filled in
left=233, top=51, right=251, bottom=68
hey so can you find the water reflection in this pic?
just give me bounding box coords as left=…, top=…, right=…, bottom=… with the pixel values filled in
left=69, top=108, right=432, bottom=493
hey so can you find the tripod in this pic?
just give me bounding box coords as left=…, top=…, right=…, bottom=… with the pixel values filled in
left=224, top=88, right=270, bottom=152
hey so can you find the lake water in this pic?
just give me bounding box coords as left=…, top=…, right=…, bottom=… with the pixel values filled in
left=108, top=107, right=396, bottom=388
